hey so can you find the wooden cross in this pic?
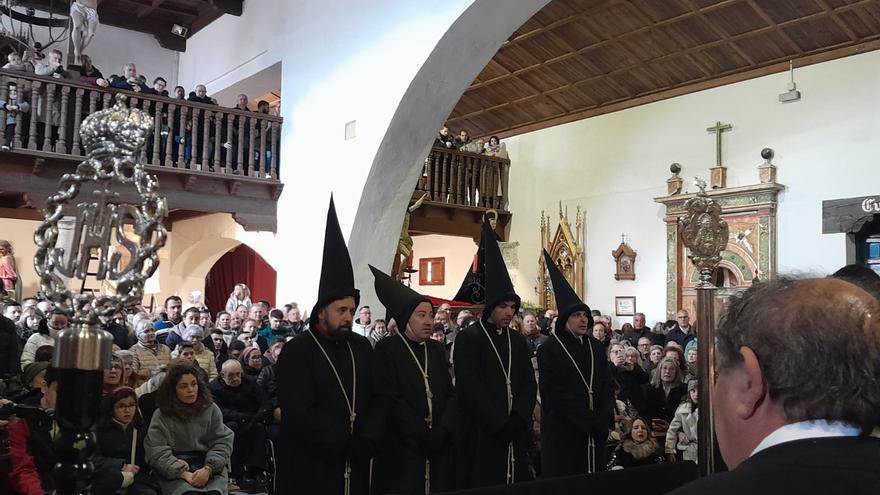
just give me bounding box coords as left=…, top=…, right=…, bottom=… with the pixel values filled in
left=706, top=121, right=732, bottom=167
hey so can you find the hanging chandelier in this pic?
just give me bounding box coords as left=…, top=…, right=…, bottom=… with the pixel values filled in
left=0, top=0, right=70, bottom=55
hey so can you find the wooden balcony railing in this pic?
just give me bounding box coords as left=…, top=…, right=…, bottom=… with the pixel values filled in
left=419, top=147, right=510, bottom=210
left=0, top=69, right=283, bottom=180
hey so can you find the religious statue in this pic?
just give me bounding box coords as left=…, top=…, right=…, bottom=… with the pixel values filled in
left=0, top=239, right=18, bottom=302
left=70, top=0, right=99, bottom=65
left=393, top=192, right=427, bottom=280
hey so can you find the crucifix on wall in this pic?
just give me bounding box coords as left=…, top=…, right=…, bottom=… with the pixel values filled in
left=707, top=121, right=732, bottom=189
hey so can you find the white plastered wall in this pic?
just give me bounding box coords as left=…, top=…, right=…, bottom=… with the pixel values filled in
left=504, top=50, right=880, bottom=327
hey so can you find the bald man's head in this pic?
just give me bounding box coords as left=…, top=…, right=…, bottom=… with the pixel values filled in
left=220, top=359, right=243, bottom=387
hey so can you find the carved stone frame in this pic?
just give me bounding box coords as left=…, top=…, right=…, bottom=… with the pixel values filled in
left=655, top=182, right=784, bottom=317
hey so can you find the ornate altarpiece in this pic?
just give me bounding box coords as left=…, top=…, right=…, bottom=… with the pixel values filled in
left=655, top=182, right=784, bottom=318
left=537, top=204, right=584, bottom=310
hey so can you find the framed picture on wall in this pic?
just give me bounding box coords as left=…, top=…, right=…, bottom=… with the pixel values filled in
left=615, top=296, right=636, bottom=316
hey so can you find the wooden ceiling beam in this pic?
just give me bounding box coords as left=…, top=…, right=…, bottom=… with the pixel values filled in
left=466, top=0, right=874, bottom=92
left=680, top=0, right=757, bottom=66
left=451, top=4, right=874, bottom=126
left=743, top=0, right=805, bottom=56
left=95, top=11, right=186, bottom=51
left=473, top=39, right=880, bottom=139
left=137, top=0, right=167, bottom=19
left=814, top=0, right=860, bottom=42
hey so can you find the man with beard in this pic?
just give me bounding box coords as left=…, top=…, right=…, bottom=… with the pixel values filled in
left=537, top=249, right=615, bottom=477
left=370, top=266, right=456, bottom=494
left=454, top=221, right=536, bottom=488
left=275, top=197, right=383, bottom=495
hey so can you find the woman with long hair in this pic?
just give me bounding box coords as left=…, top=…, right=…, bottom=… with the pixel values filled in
left=607, top=417, right=665, bottom=469
left=93, top=387, right=160, bottom=495
left=225, top=283, right=252, bottom=314
left=144, top=364, right=233, bottom=495
left=641, top=357, right=686, bottom=432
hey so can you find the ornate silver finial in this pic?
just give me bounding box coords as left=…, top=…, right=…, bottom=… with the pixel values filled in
left=34, top=95, right=167, bottom=369
left=679, top=177, right=728, bottom=288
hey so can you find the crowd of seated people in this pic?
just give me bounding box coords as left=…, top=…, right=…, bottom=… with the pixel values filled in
left=434, top=124, right=509, bottom=158
left=0, top=50, right=280, bottom=177
left=0, top=283, right=308, bottom=494
left=1, top=264, right=877, bottom=493
left=0, top=281, right=769, bottom=495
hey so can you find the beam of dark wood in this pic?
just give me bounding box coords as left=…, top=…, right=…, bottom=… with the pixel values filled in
left=97, top=10, right=187, bottom=51
left=0, top=206, right=42, bottom=221
left=448, top=7, right=875, bottom=129
left=137, top=0, right=167, bottom=19
left=743, top=0, right=806, bottom=55
left=487, top=38, right=880, bottom=139
left=462, top=0, right=874, bottom=93
left=814, top=0, right=860, bottom=42
left=211, top=0, right=243, bottom=16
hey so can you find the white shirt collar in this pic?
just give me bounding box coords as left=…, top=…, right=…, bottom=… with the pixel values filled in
left=750, top=420, right=868, bottom=457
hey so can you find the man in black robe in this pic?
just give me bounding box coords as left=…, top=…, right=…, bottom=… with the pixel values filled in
left=370, top=265, right=456, bottom=494
left=537, top=250, right=614, bottom=478
left=275, top=197, right=383, bottom=495
left=454, top=221, right=537, bottom=488
left=669, top=277, right=880, bottom=495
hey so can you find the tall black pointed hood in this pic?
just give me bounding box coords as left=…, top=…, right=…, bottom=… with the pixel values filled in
left=543, top=249, right=592, bottom=332
left=311, top=196, right=360, bottom=325
left=482, top=220, right=520, bottom=318
left=369, top=265, right=431, bottom=332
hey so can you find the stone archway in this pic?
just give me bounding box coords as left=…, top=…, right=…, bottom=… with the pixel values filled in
left=348, top=0, right=551, bottom=307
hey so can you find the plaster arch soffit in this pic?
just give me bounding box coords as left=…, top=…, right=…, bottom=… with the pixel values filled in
left=348, top=0, right=552, bottom=308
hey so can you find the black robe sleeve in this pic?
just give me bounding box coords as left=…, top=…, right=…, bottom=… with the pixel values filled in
left=454, top=329, right=508, bottom=435
left=537, top=341, right=595, bottom=434
left=510, top=334, right=537, bottom=424
left=373, top=339, right=430, bottom=442
left=277, top=338, right=350, bottom=455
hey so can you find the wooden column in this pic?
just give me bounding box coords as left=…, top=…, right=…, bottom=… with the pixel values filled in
left=27, top=81, right=41, bottom=150
left=270, top=122, right=278, bottom=180
left=71, top=89, right=84, bottom=156
left=202, top=110, right=212, bottom=172
left=247, top=116, right=256, bottom=176
left=191, top=107, right=201, bottom=170
left=41, top=83, right=56, bottom=151
left=164, top=103, right=175, bottom=167
left=57, top=86, right=70, bottom=153
left=151, top=100, right=163, bottom=165
left=177, top=102, right=186, bottom=167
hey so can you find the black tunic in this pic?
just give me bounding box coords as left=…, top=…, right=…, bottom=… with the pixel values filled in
left=372, top=334, right=456, bottom=494
left=275, top=329, right=383, bottom=495
left=537, top=330, right=614, bottom=478
left=453, top=320, right=537, bottom=488
left=669, top=436, right=880, bottom=495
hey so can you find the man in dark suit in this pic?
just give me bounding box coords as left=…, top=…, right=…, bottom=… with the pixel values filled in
left=664, top=309, right=695, bottom=348
left=669, top=276, right=880, bottom=495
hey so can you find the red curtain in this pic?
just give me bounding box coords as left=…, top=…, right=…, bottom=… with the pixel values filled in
left=204, top=244, right=277, bottom=315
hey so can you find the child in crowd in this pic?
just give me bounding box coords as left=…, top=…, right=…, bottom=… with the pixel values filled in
left=665, top=380, right=699, bottom=463
left=3, top=52, right=29, bottom=71
left=0, top=82, right=29, bottom=150
left=93, top=387, right=161, bottom=495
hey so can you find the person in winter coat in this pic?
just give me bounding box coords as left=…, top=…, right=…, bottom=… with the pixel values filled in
left=607, top=417, right=665, bottom=469
left=666, top=379, right=699, bottom=463
left=92, top=387, right=160, bottom=495
left=130, top=320, right=171, bottom=382
left=20, top=310, right=67, bottom=368
left=209, top=359, right=271, bottom=488
left=143, top=363, right=233, bottom=495
left=7, top=367, right=59, bottom=495
left=171, top=325, right=218, bottom=381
